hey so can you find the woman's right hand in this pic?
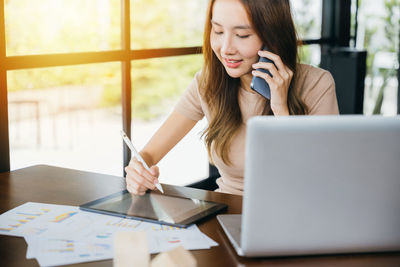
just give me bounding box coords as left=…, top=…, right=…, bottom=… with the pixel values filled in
left=125, top=158, right=160, bottom=195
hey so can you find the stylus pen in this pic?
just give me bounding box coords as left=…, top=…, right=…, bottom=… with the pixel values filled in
left=120, top=130, right=164, bottom=194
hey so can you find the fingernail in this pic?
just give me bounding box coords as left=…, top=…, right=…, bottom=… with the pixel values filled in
left=154, top=179, right=159, bottom=184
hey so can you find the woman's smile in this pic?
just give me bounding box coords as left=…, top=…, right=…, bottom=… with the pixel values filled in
left=224, top=58, right=243, bottom=68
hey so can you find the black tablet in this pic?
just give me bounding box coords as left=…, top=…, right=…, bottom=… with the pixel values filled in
left=79, top=190, right=227, bottom=228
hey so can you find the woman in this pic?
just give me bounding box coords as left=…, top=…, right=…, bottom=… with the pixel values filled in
left=125, top=0, right=339, bottom=195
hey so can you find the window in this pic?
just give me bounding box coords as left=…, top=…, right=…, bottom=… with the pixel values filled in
left=291, top=0, right=322, bottom=40
left=131, top=0, right=208, bottom=49
left=291, top=0, right=323, bottom=66
left=8, top=63, right=123, bottom=176
left=5, top=0, right=121, bottom=56
left=130, top=55, right=208, bottom=184
left=2, top=0, right=207, bottom=185
left=355, top=0, right=399, bottom=115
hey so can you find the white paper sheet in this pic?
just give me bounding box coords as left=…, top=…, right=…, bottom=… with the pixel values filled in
left=0, top=202, right=80, bottom=237
left=25, top=236, right=113, bottom=267
left=1, top=202, right=218, bottom=267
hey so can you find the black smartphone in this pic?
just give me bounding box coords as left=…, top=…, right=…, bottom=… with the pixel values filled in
left=250, top=47, right=274, bottom=99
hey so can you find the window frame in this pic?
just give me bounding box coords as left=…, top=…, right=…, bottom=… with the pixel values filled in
left=0, top=0, right=202, bottom=172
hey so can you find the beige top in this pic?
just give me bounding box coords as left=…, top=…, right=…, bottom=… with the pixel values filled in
left=174, top=64, right=339, bottom=195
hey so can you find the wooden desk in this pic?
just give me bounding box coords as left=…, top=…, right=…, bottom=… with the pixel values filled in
left=1, top=165, right=399, bottom=266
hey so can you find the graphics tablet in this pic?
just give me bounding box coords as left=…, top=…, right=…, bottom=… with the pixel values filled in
left=79, top=190, right=227, bottom=228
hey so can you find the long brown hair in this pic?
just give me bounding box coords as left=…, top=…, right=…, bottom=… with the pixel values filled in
left=201, top=0, right=308, bottom=165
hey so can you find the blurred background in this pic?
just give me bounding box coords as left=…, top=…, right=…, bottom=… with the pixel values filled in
left=1, top=0, right=399, bottom=186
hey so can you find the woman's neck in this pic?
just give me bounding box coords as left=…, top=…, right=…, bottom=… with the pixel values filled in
left=240, top=73, right=255, bottom=93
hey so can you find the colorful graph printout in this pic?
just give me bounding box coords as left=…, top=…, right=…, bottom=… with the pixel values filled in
left=1, top=202, right=218, bottom=267
left=0, top=202, right=79, bottom=237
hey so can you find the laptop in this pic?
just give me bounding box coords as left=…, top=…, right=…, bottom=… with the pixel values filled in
left=217, top=115, right=400, bottom=257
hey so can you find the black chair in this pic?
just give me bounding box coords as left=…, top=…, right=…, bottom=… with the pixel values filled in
left=320, top=47, right=367, bottom=114
left=186, top=163, right=220, bottom=191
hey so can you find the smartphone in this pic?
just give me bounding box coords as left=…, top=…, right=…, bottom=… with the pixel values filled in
left=250, top=47, right=274, bottom=99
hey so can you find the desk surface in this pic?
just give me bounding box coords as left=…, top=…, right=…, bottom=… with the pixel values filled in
left=1, top=165, right=399, bottom=267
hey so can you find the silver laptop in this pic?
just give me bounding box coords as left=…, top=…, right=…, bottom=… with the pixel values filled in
left=217, top=115, right=400, bottom=257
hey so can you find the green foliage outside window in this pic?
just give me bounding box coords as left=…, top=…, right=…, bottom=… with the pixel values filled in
left=368, top=0, right=399, bottom=114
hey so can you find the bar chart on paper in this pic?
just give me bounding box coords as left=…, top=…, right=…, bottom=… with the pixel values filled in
left=52, top=212, right=78, bottom=223
left=105, top=218, right=142, bottom=229
left=0, top=202, right=75, bottom=237
left=0, top=209, right=49, bottom=233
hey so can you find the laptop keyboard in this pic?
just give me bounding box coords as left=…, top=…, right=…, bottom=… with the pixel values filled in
left=218, top=214, right=242, bottom=246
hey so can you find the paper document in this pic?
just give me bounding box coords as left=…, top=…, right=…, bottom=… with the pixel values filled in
left=0, top=202, right=218, bottom=267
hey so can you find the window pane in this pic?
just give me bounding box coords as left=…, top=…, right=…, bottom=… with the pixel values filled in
left=131, top=0, right=208, bottom=49
left=131, top=55, right=208, bottom=186
left=291, top=0, right=322, bottom=40
left=5, top=0, right=121, bottom=56
left=356, top=0, right=399, bottom=115
left=8, top=63, right=123, bottom=176
left=299, top=44, right=321, bottom=66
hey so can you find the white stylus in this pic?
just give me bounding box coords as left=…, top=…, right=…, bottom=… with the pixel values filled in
left=120, top=130, right=164, bottom=194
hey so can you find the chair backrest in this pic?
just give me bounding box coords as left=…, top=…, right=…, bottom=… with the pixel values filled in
left=186, top=163, right=219, bottom=191
left=320, top=47, right=367, bottom=114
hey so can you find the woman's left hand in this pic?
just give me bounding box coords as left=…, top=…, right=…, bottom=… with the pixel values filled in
left=252, top=50, right=293, bottom=115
